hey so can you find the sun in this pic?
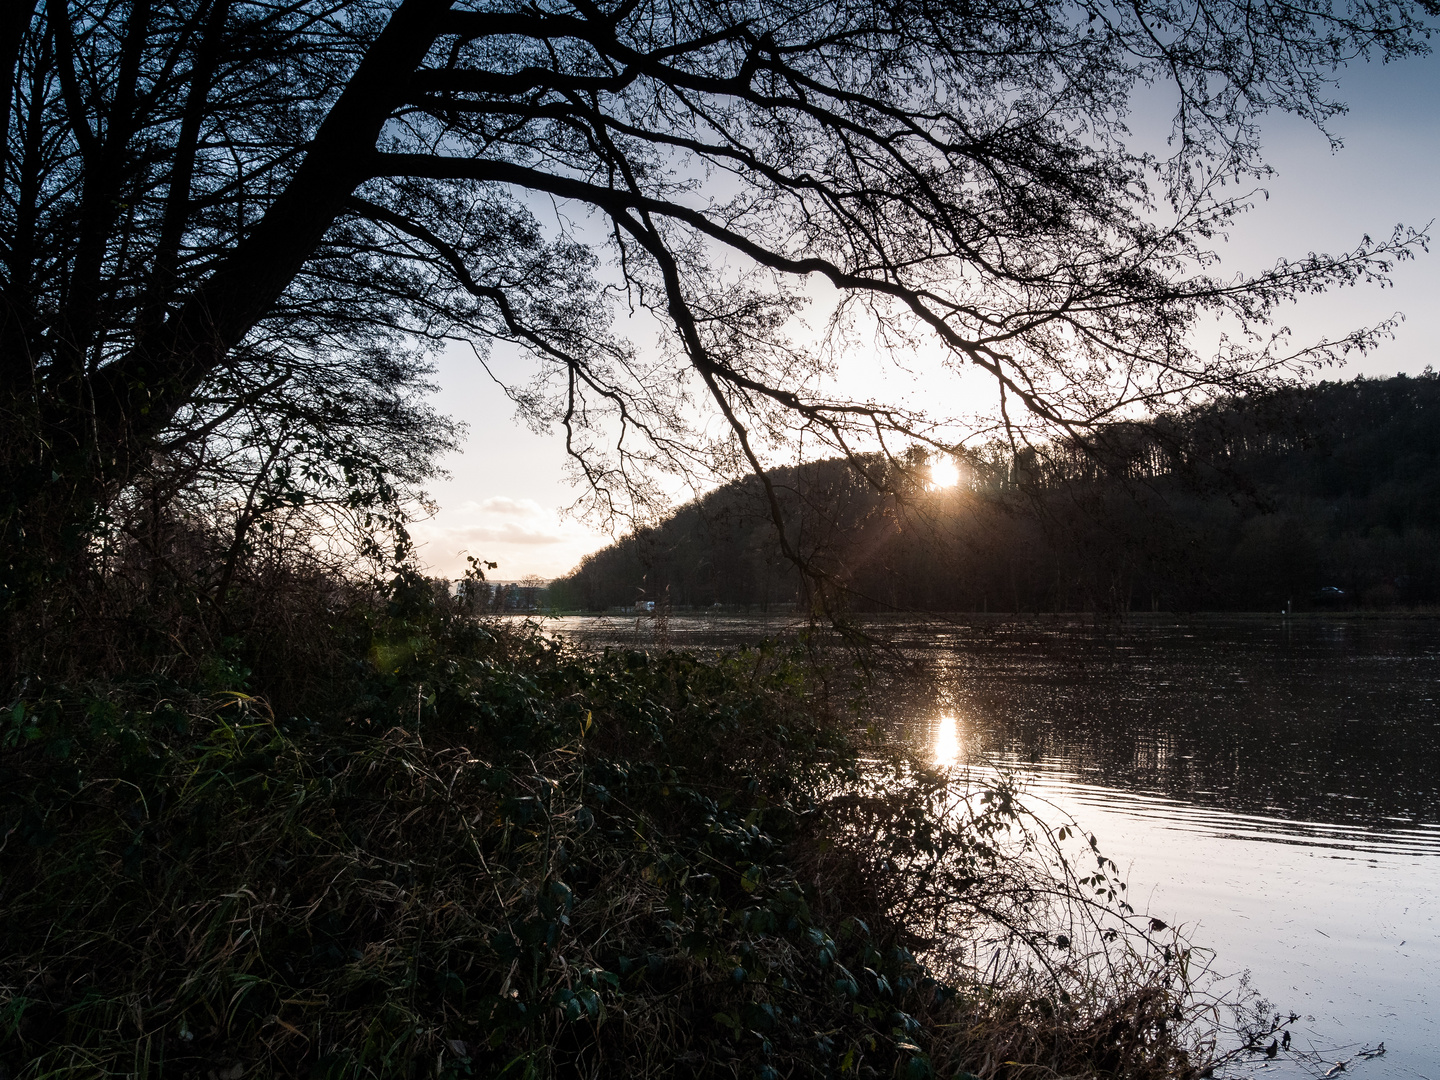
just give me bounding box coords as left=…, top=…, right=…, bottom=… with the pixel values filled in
left=929, top=456, right=961, bottom=489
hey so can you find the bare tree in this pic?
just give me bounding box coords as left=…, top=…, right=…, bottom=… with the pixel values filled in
left=2, top=0, right=1433, bottom=602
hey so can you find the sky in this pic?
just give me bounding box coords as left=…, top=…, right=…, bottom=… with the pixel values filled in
left=406, top=50, right=1440, bottom=583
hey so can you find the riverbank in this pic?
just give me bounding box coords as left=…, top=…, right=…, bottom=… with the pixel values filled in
left=2, top=580, right=1229, bottom=1079
left=542, top=607, right=1440, bottom=621
left=542, top=612, right=1440, bottom=1079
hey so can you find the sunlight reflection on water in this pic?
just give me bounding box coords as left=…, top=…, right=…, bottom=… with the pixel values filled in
left=921, top=708, right=1440, bottom=1080
left=933, top=713, right=960, bottom=767
left=896, top=620, right=1440, bottom=1080
left=551, top=614, right=1440, bottom=1080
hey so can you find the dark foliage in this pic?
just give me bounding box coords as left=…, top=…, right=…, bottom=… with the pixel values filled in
left=0, top=575, right=1217, bottom=1079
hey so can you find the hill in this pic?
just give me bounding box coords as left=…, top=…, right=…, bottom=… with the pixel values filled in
left=550, top=372, right=1440, bottom=614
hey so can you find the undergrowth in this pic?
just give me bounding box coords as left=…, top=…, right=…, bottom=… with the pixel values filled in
left=1, top=574, right=1233, bottom=1079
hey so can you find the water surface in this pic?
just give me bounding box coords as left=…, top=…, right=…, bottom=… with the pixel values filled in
left=550, top=614, right=1440, bottom=1079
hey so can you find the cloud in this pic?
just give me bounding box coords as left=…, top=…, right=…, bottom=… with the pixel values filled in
left=419, top=497, right=567, bottom=545
left=444, top=522, right=566, bottom=546
left=409, top=493, right=611, bottom=578
left=477, top=496, right=546, bottom=517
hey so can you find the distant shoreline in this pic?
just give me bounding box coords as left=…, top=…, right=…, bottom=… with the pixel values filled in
left=537, top=607, right=1440, bottom=621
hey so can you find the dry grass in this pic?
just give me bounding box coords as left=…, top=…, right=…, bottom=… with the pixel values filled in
left=2, top=587, right=1240, bottom=1079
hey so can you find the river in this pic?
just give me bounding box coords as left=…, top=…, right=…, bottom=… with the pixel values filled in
left=547, top=613, right=1440, bottom=1080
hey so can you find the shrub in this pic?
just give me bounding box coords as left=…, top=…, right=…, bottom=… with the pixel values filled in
left=1, top=579, right=1227, bottom=1079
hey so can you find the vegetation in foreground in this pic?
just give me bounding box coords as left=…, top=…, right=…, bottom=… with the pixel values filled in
left=0, top=570, right=1239, bottom=1080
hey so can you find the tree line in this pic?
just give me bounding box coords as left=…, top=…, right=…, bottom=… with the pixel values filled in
left=550, top=372, right=1440, bottom=614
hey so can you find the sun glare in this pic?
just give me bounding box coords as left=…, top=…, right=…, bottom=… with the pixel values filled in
left=929, top=456, right=961, bottom=489
left=933, top=713, right=960, bottom=768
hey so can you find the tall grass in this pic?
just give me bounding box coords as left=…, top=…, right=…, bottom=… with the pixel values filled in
left=1, top=574, right=1242, bottom=1079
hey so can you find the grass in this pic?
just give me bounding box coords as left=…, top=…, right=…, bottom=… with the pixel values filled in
left=0, top=575, right=1242, bottom=1079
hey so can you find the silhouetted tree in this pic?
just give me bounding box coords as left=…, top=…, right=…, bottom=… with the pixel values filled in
left=3, top=0, right=1434, bottom=614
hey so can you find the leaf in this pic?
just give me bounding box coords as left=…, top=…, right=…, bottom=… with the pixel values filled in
left=740, top=864, right=763, bottom=893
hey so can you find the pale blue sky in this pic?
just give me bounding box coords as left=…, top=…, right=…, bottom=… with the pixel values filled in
left=409, top=51, right=1440, bottom=582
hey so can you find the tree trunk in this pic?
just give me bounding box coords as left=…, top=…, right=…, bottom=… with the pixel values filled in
left=4, top=0, right=453, bottom=610
left=94, top=0, right=455, bottom=472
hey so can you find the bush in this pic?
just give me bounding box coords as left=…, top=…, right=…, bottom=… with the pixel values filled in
left=1, top=578, right=1225, bottom=1079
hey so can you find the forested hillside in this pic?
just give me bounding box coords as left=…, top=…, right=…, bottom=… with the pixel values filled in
left=550, top=372, right=1440, bottom=614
